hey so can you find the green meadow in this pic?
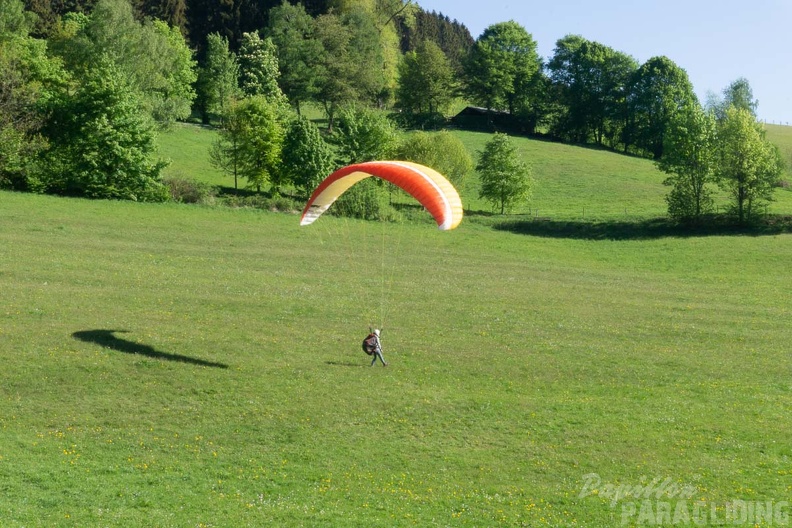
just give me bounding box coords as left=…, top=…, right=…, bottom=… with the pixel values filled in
left=2, top=124, right=792, bottom=527
left=158, top=121, right=792, bottom=220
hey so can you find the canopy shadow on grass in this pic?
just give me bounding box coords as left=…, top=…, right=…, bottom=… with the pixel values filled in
left=493, top=216, right=792, bottom=241
left=325, top=361, right=366, bottom=368
left=72, top=329, right=228, bottom=369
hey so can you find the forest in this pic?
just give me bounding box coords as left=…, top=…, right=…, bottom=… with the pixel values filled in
left=2, top=0, right=785, bottom=224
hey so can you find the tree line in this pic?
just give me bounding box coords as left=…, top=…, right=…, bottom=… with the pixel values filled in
left=2, top=0, right=784, bottom=224
left=1, top=0, right=486, bottom=217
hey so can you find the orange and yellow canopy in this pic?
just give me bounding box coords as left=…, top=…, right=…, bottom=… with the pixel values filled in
left=300, top=161, right=463, bottom=231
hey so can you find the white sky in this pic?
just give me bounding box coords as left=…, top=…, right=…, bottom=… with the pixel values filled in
left=417, top=0, right=792, bottom=125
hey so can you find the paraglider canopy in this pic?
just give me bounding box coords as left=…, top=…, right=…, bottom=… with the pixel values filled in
left=300, top=161, right=463, bottom=230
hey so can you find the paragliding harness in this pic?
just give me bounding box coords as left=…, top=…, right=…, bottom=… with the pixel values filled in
left=362, top=333, right=379, bottom=356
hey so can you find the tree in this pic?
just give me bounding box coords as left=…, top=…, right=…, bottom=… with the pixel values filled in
left=395, top=8, right=474, bottom=73
left=547, top=35, right=637, bottom=146
left=0, top=0, right=65, bottom=190
left=715, top=106, right=784, bottom=223
left=707, top=77, right=759, bottom=123
left=0, top=0, right=37, bottom=35
left=313, top=12, right=354, bottom=130
left=331, top=105, right=398, bottom=165
left=395, top=39, right=454, bottom=116
left=313, top=8, right=386, bottom=130
left=464, top=21, right=541, bottom=115
left=265, top=1, right=323, bottom=115
left=195, top=32, right=238, bottom=124
left=657, top=102, right=717, bottom=223
left=209, top=101, right=247, bottom=190
left=47, top=0, right=197, bottom=126
left=237, top=96, right=284, bottom=192
left=395, top=130, right=472, bottom=189
left=136, top=0, right=187, bottom=34
left=146, top=19, right=197, bottom=125
left=723, top=78, right=758, bottom=117
left=280, top=114, right=335, bottom=195
left=476, top=133, right=533, bottom=214
left=38, top=57, right=168, bottom=201
left=625, top=56, right=696, bottom=159
left=237, top=31, right=287, bottom=106
left=210, top=96, right=284, bottom=192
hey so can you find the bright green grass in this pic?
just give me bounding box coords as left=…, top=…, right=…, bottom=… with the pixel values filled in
left=454, top=131, right=670, bottom=219
left=156, top=122, right=792, bottom=222
left=156, top=123, right=226, bottom=186
left=765, top=124, right=792, bottom=178
left=2, top=190, right=791, bottom=527
left=455, top=128, right=792, bottom=220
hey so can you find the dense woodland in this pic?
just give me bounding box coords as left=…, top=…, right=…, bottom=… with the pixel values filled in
left=23, top=0, right=474, bottom=59
left=2, top=0, right=785, bottom=224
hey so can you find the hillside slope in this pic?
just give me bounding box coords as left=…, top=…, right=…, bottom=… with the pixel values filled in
left=156, top=123, right=792, bottom=220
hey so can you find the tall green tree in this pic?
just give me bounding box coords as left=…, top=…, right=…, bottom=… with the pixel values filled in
left=715, top=106, right=784, bottom=223
left=147, top=19, right=197, bottom=125
left=238, top=95, right=284, bottom=192
left=38, top=56, right=167, bottom=200
left=209, top=102, right=246, bottom=190
left=265, top=1, right=322, bottom=115
left=237, top=31, right=286, bottom=106
left=625, top=56, right=696, bottom=159
left=547, top=35, right=637, bottom=145
left=210, top=96, right=284, bottom=192
left=341, top=8, right=387, bottom=105
left=331, top=105, right=398, bottom=164
left=395, top=39, right=454, bottom=115
left=476, top=132, right=533, bottom=214
left=313, top=9, right=385, bottom=130
left=464, top=21, right=541, bottom=115
left=47, top=0, right=196, bottom=126
left=708, top=77, right=759, bottom=121
left=195, top=32, right=238, bottom=124
left=313, top=12, right=354, bottom=130
left=395, top=8, right=474, bottom=73
left=280, top=114, right=335, bottom=195
left=0, top=0, right=65, bottom=190
left=657, top=102, right=717, bottom=223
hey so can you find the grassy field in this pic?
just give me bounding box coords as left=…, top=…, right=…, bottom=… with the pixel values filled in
left=2, top=123, right=792, bottom=526
left=2, top=184, right=792, bottom=526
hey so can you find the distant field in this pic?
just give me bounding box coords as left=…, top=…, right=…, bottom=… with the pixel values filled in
left=157, top=123, right=226, bottom=186
left=2, top=187, right=792, bottom=526
left=765, top=124, right=792, bottom=178
left=454, top=131, right=670, bottom=219
left=156, top=122, right=792, bottom=221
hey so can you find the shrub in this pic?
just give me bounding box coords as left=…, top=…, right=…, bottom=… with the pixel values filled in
left=395, top=130, right=473, bottom=189
left=163, top=176, right=217, bottom=204
left=220, top=193, right=299, bottom=213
